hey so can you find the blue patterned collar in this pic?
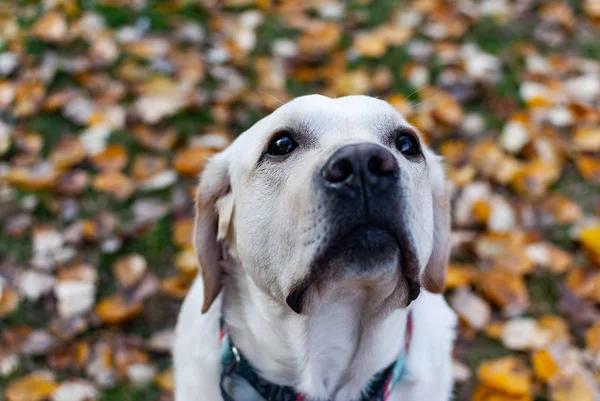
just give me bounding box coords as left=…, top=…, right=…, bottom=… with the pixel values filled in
left=219, top=312, right=413, bottom=401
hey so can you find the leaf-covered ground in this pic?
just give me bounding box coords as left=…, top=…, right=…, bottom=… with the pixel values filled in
left=1, top=1, right=600, bottom=400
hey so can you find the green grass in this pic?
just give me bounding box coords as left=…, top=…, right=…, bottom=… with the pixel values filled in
left=0, top=233, right=31, bottom=265
left=0, top=299, right=49, bottom=329
left=349, top=0, right=400, bottom=28
left=254, top=16, right=298, bottom=56
left=27, top=113, right=81, bottom=158
left=553, top=167, right=600, bottom=214
left=527, top=270, right=560, bottom=316
left=98, top=383, right=160, bottom=401
left=467, top=17, right=531, bottom=55
left=168, top=110, right=213, bottom=139
left=463, top=335, right=509, bottom=371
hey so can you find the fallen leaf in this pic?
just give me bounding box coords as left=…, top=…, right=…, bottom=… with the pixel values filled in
left=446, top=264, right=478, bottom=289
left=479, top=269, right=529, bottom=315
left=154, top=369, right=174, bottom=392
left=113, top=254, right=147, bottom=288
left=173, top=147, right=215, bottom=176
left=573, top=126, right=600, bottom=152
left=6, top=372, right=58, bottom=401
left=477, top=357, right=532, bottom=396
left=532, top=350, right=558, bottom=383
left=0, top=287, right=20, bottom=318
left=576, top=156, right=600, bottom=184
left=95, top=295, right=143, bottom=324
left=450, top=287, right=491, bottom=330
left=90, top=145, right=128, bottom=172
left=32, top=12, right=68, bottom=43
left=92, top=171, right=135, bottom=200
left=549, top=373, right=595, bottom=401
left=580, top=226, right=600, bottom=265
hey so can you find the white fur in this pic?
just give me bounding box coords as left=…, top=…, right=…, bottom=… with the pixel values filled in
left=174, top=95, right=457, bottom=401
left=175, top=274, right=456, bottom=400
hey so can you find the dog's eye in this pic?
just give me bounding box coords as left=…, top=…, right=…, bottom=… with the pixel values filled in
left=395, top=132, right=420, bottom=157
left=267, top=131, right=298, bottom=156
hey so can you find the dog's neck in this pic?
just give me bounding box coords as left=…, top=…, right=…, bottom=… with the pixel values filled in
left=223, top=269, right=409, bottom=401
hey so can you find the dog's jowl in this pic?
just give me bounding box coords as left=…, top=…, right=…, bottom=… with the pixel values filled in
left=174, top=95, right=457, bottom=401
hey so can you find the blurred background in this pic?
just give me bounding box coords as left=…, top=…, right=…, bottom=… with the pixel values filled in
left=1, top=0, right=599, bottom=400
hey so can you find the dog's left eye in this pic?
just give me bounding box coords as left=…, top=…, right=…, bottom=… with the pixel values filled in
left=395, top=132, right=420, bottom=157
left=267, top=131, right=298, bottom=156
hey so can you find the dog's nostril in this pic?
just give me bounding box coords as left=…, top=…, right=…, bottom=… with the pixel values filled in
left=368, top=153, right=397, bottom=176
left=324, top=158, right=353, bottom=183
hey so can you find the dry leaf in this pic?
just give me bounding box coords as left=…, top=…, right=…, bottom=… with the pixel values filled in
left=479, top=269, right=529, bottom=315
left=477, top=357, right=532, bottom=396
left=154, top=369, right=174, bottom=392
left=6, top=372, right=58, bottom=401
left=173, top=147, right=215, bottom=176
left=113, top=254, right=147, bottom=288
left=95, top=295, right=143, bottom=324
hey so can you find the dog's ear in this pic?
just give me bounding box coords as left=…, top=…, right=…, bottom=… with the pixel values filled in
left=421, top=150, right=451, bottom=294
left=194, top=153, right=234, bottom=313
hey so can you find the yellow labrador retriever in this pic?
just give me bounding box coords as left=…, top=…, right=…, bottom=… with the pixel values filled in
left=174, top=95, right=456, bottom=401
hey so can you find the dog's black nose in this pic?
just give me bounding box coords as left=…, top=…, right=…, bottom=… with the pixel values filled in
left=322, top=143, right=398, bottom=190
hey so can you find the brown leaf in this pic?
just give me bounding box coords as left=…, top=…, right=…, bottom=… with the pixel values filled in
left=113, top=254, right=147, bottom=288
left=0, top=287, right=19, bottom=318
left=160, top=275, right=194, bottom=300
left=92, top=171, right=135, bottom=200
left=479, top=269, right=530, bottom=315
left=173, top=147, right=215, bottom=176
left=50, top=137, right=86, bottom=170
left=132, top=154, right=168, bottom=181
left=95, top=295, right=143, bottom=324
left=573, top=126, right=600, bottom=152
left=297, top=22, right=341, bottom=56
left=32, top=12, right=68, bottom=43
left=352, top=33, right=388, bottom=58
left=172, top=219, right=194, bottom=248
left=90, top=145, right=128, bottom=172
left=576, top=156, right=600, bottom=184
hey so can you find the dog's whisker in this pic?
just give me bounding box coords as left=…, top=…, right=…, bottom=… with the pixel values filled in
left=403, top=84, right=429, bottom=104
left=257, top=90, right=285, bottom=107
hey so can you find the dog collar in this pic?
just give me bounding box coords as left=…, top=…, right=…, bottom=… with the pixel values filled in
left=219, top=312, right=413, bottom=401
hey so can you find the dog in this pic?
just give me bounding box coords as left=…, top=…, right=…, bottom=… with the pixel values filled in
left=174, top=95, right=457, bottom=401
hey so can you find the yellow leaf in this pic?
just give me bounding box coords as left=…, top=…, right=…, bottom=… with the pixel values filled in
left=446, top=264, right=478, bottom=289
left=6, top=373, right=58, bottom=401
left=472, top=385, right=532, bottom=401
left=549, top=373, right=595, bottom=401
left=580, top=226, right=600, bottom=265
left=532, top=350, right=558, bottom=383
left=585, top=322, right=600, bottom=353
left=477, top=357, right=532, bottom=396
left=154, top=369, right=174, bottom=392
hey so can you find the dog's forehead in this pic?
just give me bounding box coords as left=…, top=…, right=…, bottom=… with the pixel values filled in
left=274, top=95, right=407, bottom=131
left=225, top=95, right=412, bottom=177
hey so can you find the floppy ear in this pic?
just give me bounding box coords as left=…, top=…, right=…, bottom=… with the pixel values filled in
left=193, top=153, right=234, bottom=313
left=421, top=152, right=451, bottom=294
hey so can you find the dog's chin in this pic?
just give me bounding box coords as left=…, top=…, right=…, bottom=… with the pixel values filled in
left=286, top=224, right=421, bottom=315
left=321, top=224, right=400, bottom=274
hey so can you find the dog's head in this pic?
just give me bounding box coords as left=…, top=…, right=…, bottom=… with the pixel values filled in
left=194, top=95, right=450, bottom=314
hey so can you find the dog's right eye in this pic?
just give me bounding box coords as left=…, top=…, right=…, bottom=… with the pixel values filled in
left=266, top=131, right=298, bottom=156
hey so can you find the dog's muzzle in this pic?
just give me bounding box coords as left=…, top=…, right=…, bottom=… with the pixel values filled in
left=285, top=143, right=420, bottom=314
left=321, top=143, right=399, bottom=195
